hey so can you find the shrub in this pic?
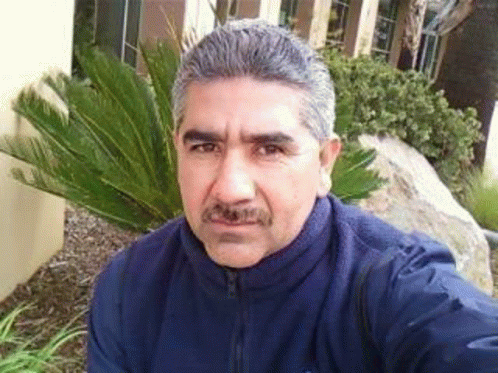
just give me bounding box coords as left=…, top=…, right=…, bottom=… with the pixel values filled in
left=324, top=49, right=483, bottom=196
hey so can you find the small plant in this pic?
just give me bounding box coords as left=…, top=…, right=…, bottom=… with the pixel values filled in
left=462, top=168, right=498, bottom=231
left=0, top=304, right=85, bottom=373
left=324, top=48, right=483, bottom=196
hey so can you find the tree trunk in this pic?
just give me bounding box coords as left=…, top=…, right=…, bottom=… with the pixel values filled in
left=435, top=0, right=498, bottom=167
left=397, top=0, right=428, bottom=71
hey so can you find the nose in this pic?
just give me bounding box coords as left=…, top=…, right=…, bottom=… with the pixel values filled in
left=211, top=150, right=255, bottom=204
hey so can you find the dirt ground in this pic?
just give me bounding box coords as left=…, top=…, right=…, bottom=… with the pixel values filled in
left=0, top=205, right=497, bottom=372
left=0, top=205, right=139, bottom=372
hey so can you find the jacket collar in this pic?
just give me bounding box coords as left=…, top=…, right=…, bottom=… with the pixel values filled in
left=180, top=196, right=333, bottom=299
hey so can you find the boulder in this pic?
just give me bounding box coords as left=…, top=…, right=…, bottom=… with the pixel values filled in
left=357, top=135, right=494, bottom=295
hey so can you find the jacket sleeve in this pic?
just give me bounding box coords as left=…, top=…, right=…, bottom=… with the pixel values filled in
left=362, top=234, right=498, bottom=373
left=87, top=249, right=129, bottom=373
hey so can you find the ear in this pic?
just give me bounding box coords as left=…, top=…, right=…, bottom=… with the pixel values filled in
left=317, top=138, right=342, bottom=197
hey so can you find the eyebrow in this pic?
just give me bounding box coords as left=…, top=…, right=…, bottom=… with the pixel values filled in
left=182, top=130, right=223, bottom=145
left=182, top=129, right=295, bottom=145
left=243, top=132, right=295, bottom=145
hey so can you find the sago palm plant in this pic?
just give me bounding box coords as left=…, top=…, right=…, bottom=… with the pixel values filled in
left=0, top=43, right=384, bottom=232
left=0, top=44, right=182, bottom=232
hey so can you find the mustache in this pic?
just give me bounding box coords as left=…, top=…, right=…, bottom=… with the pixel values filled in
left=201, top=203, right=272, bottom=226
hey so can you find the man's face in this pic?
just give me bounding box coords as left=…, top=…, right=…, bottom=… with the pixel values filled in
left=175, top=77, right=340, bottom=268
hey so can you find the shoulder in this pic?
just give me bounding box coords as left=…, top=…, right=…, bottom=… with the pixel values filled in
left=330, top=194, right=409, bottom=253
left=328, top=194, right=453, bottom=264
left=88, top=216, right=189, bottom=370
left=328, top=196, right=498, bottom=371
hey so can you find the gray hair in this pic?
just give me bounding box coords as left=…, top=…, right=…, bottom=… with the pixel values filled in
left=171, top=19, right=336, bottom=141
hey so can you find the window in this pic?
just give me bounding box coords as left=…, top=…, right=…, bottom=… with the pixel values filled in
left=372, top=0, right=399, bottom=60
left=279, top=0, right=299, bottom=29
left=327, top=0, right=350, bottom=48
left=415, top=9, right=442, bottom=78
left=122, top=0, right=142, bottom=67
left=95, top=0, right=142, bottom=67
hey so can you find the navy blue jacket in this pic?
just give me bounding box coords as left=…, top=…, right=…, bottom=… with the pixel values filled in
left=88, top=195, right=498, bottom=372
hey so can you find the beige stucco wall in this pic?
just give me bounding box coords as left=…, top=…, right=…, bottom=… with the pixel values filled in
left=0, top=0, right=75, bottom=301
left=183, top=0, right=216, bottom=40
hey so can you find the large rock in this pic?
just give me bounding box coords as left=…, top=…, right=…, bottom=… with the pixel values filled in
left=357, top=135, right=493, bottom=294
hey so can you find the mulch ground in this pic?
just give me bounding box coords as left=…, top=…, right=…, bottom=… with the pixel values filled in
left=0, top=205, right=497, bottom=372
left=0, top=205, right=139, bottom=372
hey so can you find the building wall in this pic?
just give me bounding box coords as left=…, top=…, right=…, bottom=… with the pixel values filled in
left=0, top=0, right=74, bottom=301
left=343, top=0, right=381, bottom=57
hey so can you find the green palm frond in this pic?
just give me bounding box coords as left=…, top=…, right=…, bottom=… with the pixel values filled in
left=331, top=142, right=386, bottom=204
left=0, top=45, right=183, bottom=232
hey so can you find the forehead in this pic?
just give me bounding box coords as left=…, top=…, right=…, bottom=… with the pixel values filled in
left=181, top=77, right=307, bottom=136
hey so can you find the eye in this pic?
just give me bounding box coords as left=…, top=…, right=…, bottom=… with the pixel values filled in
left=255, top=144, right=285, bottom=156
left=189, top=142, right=219, bottom=153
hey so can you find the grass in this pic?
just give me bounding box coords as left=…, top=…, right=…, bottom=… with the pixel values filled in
left=0, top=304, right=85, bottom=373
left=462, top=167, right=498, bottom=232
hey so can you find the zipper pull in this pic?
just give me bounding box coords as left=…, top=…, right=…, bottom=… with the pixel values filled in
left=226, top=269, right=238, bottom=298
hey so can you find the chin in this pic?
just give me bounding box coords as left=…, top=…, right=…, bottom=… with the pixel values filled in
left=205, top=242, right=268, bottom=269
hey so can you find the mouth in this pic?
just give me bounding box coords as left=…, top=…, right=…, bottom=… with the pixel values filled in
left=209, top=219, right=259, bottom=227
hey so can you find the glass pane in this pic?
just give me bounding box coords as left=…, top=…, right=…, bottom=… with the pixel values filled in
left=279, top=0, right=298, bottom=28
left=124, top=44, right=137, bottom=67
left=125, top=0, right=141, bottom=48
left=373, top=17, right=395, bottom=51
left=327, top=0, right=350, bottom=46
left=377, top=0, right=398, bottom=20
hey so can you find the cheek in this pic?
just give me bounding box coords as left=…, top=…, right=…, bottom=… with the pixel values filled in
left=265, top=160, right=321, bottom=214
left=178, top=161, right=210, bottom=217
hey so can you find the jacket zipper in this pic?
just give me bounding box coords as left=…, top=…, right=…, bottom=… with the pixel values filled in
left=227, top=269, right=245, bottom=373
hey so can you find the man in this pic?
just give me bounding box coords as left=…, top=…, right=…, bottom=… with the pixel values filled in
left=88, top=20, right=498, bottom=372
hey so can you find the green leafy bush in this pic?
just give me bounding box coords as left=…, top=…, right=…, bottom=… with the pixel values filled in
left=0, top=305, right=84, bottom=373
left=324, top=49, right=483, bottom=195
left=462, top=168, right=498, bottom=231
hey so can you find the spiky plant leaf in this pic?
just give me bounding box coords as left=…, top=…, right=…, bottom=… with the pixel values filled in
left=140, top=42, right=181, bottom=209
left=331, top=142, right=386, bottom=204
